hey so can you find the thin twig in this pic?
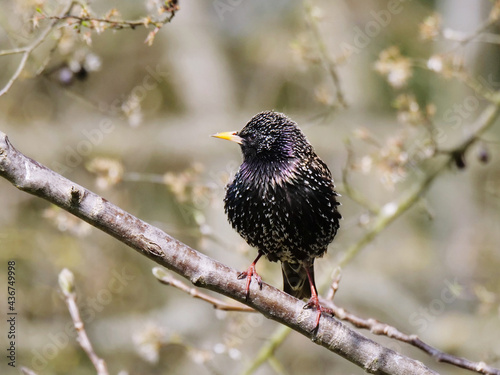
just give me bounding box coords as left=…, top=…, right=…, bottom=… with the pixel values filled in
left=34, top=25, right=69, bottom=78
left=455, top=72, right=500, bottom=105
left=153, top=268, right=255, bottom=312
left=0, top=47, right=29, bottom=57
left=340, top=140, right=380, bottom=214
left=268, top=355, right=287, bottom=375
left=0, top=2, right=177, bottom=96
left=0, top=1, right=75, bottom=97
left=444, top=17, right=499, bottom=49
left=58, top=269, right=110, bottom=375
left=45, top=13, right=175, bottom=30
left=471, top=32, right=500, bottom=45
left=20, top=367, right=39, bottom=375
left=123, top=172, right=168, bottom=185
left=320, top=299, right=500, bottom=375
left=240, top=325, right=292, bottom=375
left=304, top=1, right=347, bottom=108
left=325, top=267, right=342, bottom=301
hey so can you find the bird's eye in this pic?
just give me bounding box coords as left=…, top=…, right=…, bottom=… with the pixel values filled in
left=243, top=133, right=257, bottom=143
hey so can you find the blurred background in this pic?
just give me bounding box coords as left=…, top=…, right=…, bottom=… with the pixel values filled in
left=1, top=0, right=500, bottom=374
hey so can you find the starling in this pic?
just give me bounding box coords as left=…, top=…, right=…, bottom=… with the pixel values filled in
left=212, top=111, right=341, bottom=327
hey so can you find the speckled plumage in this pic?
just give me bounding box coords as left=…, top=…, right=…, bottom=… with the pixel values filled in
left=220, top=111, right=341, bottom=300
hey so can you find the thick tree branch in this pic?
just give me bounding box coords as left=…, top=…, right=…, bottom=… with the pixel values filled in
left=0, top=131, right=435, bottom=375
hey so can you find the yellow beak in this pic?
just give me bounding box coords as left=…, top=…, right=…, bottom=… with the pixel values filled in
left=211, top=131, right=243, bottom=144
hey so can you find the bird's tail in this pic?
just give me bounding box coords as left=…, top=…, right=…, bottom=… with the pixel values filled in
left=281, top=261, right=314, bottom=299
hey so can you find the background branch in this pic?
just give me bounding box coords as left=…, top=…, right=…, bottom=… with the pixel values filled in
left=304, top=0, right=347, bottom=108
left=241, top=325, right=292, bottom=375
left=0, top=1, right=75, bottom=96
left=20, top=367, right=39, bottom=375
left=321, top=300, right=500, bottom=375
left=58, top=269, right=110, bottom=375
left=45, top=13, right=175, bottom=30
left=153, top=267, right=255, bottom=312
left=0, top=0, right=178, bottom=95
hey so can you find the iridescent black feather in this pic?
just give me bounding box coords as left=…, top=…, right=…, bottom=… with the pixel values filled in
left=223, top=111, right=341, bottom=299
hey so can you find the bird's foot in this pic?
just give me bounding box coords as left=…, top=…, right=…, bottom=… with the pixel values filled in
left=303, top=296, right=334, bottom=333
left=237, top=253, right=263, bottom=301
left=237, top=264, right=262, bottom=301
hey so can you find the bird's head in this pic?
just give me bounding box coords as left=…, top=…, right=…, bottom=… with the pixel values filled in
left=212, top=111, right=311, bottom=162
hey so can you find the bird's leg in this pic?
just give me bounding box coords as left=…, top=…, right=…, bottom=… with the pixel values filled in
left=303, top=266, right=334, bottom=332
left=237, top=252, right=263, bottom=300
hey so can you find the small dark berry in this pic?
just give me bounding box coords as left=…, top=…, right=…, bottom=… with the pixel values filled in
left=478, top=145, right=490, bottom=164
left=453, top=151, right=466, bottom=169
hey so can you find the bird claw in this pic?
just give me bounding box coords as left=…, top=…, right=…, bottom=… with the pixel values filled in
left=303, top=296, right=334, bottom=332
left=255, top=274, right=263, bottom=289
left=237, top=264, right=262, bottom=301
left=303, top=300, right=316, bottom=310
